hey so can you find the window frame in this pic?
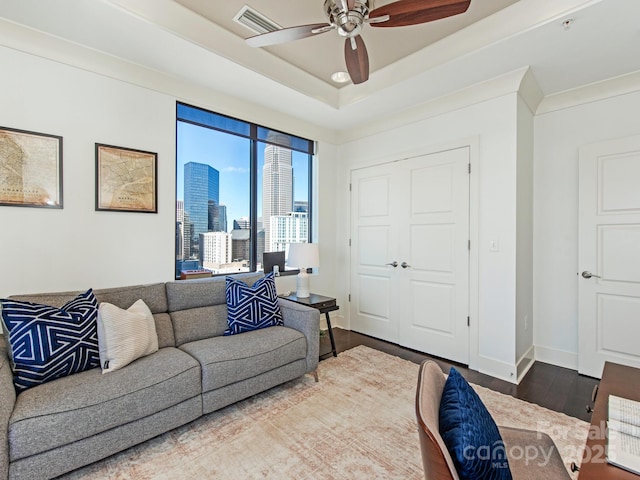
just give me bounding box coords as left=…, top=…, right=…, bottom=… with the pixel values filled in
left=176, top=102, right=315, bottom=278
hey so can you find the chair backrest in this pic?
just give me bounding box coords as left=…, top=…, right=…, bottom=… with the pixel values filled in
left=415, top=360, right=460, bottom=480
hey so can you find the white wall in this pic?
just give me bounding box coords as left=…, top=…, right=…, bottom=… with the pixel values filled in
left=533, top=89, right=640, bottom=369
left=0, top=45, right=339, bottom=299
left=338, top=92, right=522, bottom=381
left=0, top=46, right=175, bottom=295
left=515, top=95, right=535, bottom=377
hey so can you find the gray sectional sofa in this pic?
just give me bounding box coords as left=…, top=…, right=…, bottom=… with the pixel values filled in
left=0, top=272, right=320, bottom=480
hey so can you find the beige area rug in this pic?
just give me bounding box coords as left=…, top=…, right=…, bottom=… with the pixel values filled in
left=63, top=346, right=588, bottom=480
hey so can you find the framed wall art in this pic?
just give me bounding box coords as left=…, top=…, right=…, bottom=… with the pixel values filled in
left=0, top=126, right=63, bottom=208
left=95, top=143, right=157, bottom=213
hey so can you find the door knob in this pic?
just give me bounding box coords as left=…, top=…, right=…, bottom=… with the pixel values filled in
left=401, top=262, right=411, bottom=269
left=385, top=261, right=398, bottom=268
left=581, top=271, right=601, bottom=279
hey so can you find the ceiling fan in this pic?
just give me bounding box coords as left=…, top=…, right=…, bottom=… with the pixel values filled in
left=245, top=0, right=472, bottom=85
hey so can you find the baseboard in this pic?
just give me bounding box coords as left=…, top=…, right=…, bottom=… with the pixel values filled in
left=476, top=355, right=519, bottom=384
left=534, top=345, right=578, bottom=370
left=327, top=313, right=346, bottom=330
left=516, top=345, right=535, bottom=383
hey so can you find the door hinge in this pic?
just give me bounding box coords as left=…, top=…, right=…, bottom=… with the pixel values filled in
left=467, top=316, right=470, bottom=327
left=348, top=294, right=351, bottom=302
left=468, top=239, right=471, bottom=250
left=349, top=183, right=352, bottom=191
left=468, top=163, right=471, bottom=174
left=349, top=238, right=351, bottom=247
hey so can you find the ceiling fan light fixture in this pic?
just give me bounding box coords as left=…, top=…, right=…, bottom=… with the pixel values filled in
left=331, top=71, right=351, bottom=83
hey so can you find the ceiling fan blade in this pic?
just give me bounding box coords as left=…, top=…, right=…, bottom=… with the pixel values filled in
left=369, top=0, right=471, bottom=28
left=246, top=23, right=332, bottom=48
left=344, top=35, right=369, bottom=85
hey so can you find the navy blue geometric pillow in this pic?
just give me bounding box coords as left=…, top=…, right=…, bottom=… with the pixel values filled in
left=224, top=273, right=283, bottom=336
left=0, top=289, right=100, bottom=392
left=439, top=367, right=512, bottom=480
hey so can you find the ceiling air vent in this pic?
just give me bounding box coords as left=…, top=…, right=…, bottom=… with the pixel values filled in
left=233, top=5, right=282, bottom=35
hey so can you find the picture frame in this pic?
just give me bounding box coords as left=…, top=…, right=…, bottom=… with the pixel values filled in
left=95, top=143, right=157, bottom=213
left=0, top=126, right=63, bottom=208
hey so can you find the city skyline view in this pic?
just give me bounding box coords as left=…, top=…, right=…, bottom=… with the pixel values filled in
left=175, top=107, right=313, bottom=277
left=176, top=121, right=310, bottom=233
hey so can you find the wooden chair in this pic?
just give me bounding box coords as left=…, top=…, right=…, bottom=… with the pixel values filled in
left=415, top=360, right=572, bottom=479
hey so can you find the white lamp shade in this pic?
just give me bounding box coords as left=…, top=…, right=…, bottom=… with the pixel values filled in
left=287, top=243, right=319, bottom=298
left=286, top=243, right=320, bottom=269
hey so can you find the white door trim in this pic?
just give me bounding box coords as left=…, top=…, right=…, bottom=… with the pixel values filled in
left=348, top=136, right=480, bottom=369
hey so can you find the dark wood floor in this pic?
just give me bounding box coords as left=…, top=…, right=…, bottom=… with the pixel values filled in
left=320, top=328, right=599, bottom=423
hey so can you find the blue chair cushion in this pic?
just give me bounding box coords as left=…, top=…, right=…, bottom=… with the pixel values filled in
left=439, top=367, right=512, bottom=480
left=224, top=273, right=283, bottom=335
left=0, top=289, right=100, bottom=391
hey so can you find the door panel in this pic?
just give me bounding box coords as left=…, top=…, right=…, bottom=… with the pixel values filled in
left=410, top=281, right=454, bottom=334
left=411, top=224, right=454, bottom=273
left=578, top=135, right=640, bottom=377
left=350, top=166, right=400, bottom=341
left=350, top=147, right=470, bottom=364
left=399, top=149, right=470, bottom=364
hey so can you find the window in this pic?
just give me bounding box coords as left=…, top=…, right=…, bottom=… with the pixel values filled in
left=175, top=102, right=314, bottom=279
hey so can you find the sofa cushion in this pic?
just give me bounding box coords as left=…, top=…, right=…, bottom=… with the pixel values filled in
left=439, top=367, right=512, bottom=480
left=166, top=273, right=263, bottom=346
left=97, top=299, right=159, bottom=373
left=165, top=272, right=263, bottom=312
left=1, top=289, right=100, bottom=392
left=170, top=304, right=228, bottom=346
left=7, top=284, right=174, bottom=349
left=180, top=326, right=306, bottom=392
left=93, top=283, right=168, bottom=315
left=224, top=273, right=283, bottom=335
left=8, top=347, right=201, bottom=461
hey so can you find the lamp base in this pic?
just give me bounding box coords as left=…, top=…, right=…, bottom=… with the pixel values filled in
left=296, top=270, right=310, bottom=298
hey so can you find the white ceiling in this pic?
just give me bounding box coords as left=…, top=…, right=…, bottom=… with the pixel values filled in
left=173, top=0, right=520, bottom=85
left=0, top=0, right=639, bottom=138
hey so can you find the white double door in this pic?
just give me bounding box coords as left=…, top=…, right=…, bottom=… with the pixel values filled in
left=350, top=147, right=470, bottom=364
left=578, top=134, right=640, bottom=377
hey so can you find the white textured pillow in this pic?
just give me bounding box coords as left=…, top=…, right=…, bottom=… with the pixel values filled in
left=97, top=299, right=158, bottom=373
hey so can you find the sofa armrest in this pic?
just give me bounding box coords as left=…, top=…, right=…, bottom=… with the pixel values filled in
left=0, top=336, right=15, bottom=480
left=279, top=299, right=319, bottom=374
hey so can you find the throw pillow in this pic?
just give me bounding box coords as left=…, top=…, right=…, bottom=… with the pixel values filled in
left=439, top=367, right=512, bottom=480
left=0, top=289, right=100, bottom=392
left=97, top=299, right=159, bottom=373
left=224, top=273, right=283, bottom=335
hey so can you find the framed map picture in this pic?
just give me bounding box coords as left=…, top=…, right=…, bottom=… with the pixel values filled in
left=95, top=143, right=157, bottom=213
left=0, top=126, right=63, bottom=208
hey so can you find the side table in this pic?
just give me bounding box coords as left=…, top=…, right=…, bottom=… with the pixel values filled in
left=281, top=293, right=339, bottom=358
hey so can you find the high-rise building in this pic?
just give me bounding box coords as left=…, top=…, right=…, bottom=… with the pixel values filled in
left=231, top=229, right=250, bottom=263
left=176, top=200, right=184, bottom=222
left=207, top=199, right=219, bottom=231
left=199, top=231, right=232, bottom=270
left=262, top=133, right=293, bottom=252
left=176, top=200, right=185, bottom=261
left=184, top=162, right=219, bottom=257
left=218, top=204, right=228, bottom=232
left=293, top=200, right=308, bottom=213
left=233, top=217, right=250, bottom=230
left=269, top=212, right=308, bottom=252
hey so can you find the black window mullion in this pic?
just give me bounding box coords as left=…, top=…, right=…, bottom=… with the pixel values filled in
left=250, top=128, right=258, bottom=271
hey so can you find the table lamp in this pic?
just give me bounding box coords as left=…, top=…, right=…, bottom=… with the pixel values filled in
left=286, top=243, right=319, bottom=298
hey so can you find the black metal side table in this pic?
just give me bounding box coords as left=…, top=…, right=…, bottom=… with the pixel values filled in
left=281, top=293, right=339, bottom=358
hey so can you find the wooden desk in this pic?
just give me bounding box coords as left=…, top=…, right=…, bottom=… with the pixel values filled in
left=579, top=362, right=640, bottom=479
left=281, top=293, right=339, bottom=358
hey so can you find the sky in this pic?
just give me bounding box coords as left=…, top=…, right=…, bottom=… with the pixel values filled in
left=176, top=121, right=310, bottom=231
